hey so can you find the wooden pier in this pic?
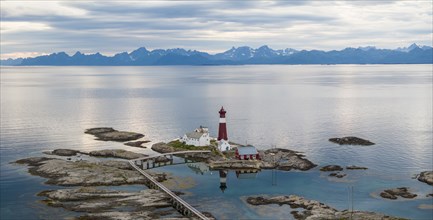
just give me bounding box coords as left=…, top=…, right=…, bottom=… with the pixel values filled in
left=129, top=150, right=211, bottom=220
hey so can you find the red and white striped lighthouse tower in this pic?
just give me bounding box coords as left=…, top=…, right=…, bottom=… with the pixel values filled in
left=218, top=107, right=228, bottom=141
left=217, top=106, right=231, bottom=151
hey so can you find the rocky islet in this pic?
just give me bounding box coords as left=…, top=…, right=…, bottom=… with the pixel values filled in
left=379, top=187, right=418, bottom=200
left=85, top=127, right=144, bottom=142
left=329, top=136, right=375, bottom=146
left=246, top=195, right=405, bottom=220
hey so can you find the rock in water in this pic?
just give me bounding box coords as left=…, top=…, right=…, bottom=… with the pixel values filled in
left=259, top=148, right=317, bottom=171
left=246, top=195, right=406, bottom=219
left=124, top=140, right=150, bottom=148
left=151, top=142, right=177, bottom=154
left=346, top=165, right=368, bottom=170
left=85, top=127, right=144, bottom=142
left=51, top=149, right=81, bottom=156
left=329, top=172, right=346, bottom=178
left=380, top=187, right=417, bottom=200
left=418, top=171, right=433, bottom=185
left=329, top=136, right=375, bottom=146
left=320, top=165, right=343, bottom=172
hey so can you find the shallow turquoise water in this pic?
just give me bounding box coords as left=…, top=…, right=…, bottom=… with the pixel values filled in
left=153, top=162, right=433, bottom=219
left=1, top=65, right=432, bottom=219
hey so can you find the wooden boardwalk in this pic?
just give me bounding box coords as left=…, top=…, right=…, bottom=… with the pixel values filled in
left=129, top=150, right=211, bottom=219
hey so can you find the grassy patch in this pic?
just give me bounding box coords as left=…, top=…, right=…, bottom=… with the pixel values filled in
left=167, top=140, right=222, bottom=156
left=168, top=140, right=209, bottom=150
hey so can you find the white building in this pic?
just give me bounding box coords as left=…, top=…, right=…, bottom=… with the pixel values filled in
left=218, top=140, right=231, bottom=152
left=181, top=126, right=210, bottom=146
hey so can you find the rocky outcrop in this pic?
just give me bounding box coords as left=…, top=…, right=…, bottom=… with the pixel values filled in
left=14, top=157, right=56, bottom=166
left=380, top=187, right=417, bottom=200
left=418, top=171, right=433, bottom=185
left=151, top=142, right=177, bottom=154
left=151, top=142, right=223, bottom=163
left=89, top=149, right=146, bottom=160
left=246, top=195, right=406, bottom=220
left=38, top=187, right=186, bottom=220
left=209, top=148, right=316, bottom=171
left=50, top=149, right=82, bottom=156
left=346, top=165, right=368, bottom=170
left=260, top=148, right=316, bottom=171
left=320, top=165, right=343, bottom=172
left=124, top=140, right=150, bottom=148
left=16, top=157, right=150, bottom=186
left=209, top=160, right=261, bottom=170
left=97, top=160, right=133, bottom=170
left=329, top=136, right=375, bottom=146
left=85, top=127, right=144, bottom=142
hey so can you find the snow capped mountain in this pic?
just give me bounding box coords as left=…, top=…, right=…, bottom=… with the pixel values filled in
left=214, top=45, right=298, bottom=61
left=395, top=43, right=432, bottom=52
left=358, top=46, right=377, bottom=51
left=1, top=43, right=431, bottom=65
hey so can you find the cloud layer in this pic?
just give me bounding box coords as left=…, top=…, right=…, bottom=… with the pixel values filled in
left=1, top=1, right=432, bottom=59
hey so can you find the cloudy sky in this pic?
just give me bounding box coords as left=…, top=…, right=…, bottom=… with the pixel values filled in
left=1, top=1, right=432, bottom=59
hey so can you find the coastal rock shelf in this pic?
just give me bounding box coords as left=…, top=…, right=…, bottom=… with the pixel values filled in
left=329, top=136, right=375, bottom=146
left=246, top=195, right=406, bottom=220
left=89, top=149, right=147, bottom=160
left=152, top=142, right=317, bottom=171
left=15, top=157, right=153, bottom=186
left=380, top=187, right=417, bottom=200
left=85, top=127, right=144, bottom=142
left=47, top=148, right=146, bottom=160
left=38, top=187, right=186, bottom=220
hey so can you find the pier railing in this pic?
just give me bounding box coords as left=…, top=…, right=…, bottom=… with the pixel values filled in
left=129, top=150, right=211, bottom=220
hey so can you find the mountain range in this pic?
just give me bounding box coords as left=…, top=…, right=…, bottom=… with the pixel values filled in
left=1, top=43, right=432, bottom=66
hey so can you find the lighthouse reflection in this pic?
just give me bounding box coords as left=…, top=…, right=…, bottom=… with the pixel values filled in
left=219, top=170, right=228, bottom=192
left=219, top=169, right=259, bottom=193
left=187, top=163, right=261, bottom=193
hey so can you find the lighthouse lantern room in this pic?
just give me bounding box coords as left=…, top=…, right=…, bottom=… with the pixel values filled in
left=217, top=106, right=231, bottom=152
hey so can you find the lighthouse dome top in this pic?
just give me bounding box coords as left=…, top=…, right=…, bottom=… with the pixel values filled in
left=219, top=106, right=226, bottom=114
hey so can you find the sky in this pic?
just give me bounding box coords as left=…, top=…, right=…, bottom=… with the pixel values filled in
left=1, top=0, right=432, bottom=59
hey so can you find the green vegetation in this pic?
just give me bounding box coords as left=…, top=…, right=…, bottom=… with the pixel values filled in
left=222, top=150, right=236, bottom=159
left=167, top=140, right=221, bottom=156
left=168, top=140, right=209, bottom=150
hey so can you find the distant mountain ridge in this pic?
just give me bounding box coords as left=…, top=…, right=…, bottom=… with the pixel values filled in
left=1, top=43, right=432, bottom=66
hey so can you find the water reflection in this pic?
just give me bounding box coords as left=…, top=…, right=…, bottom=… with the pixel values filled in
left=187, top=162, right=261, bottom=193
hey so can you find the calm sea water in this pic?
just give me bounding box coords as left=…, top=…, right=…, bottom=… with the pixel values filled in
left=1, top=65, right=432, bottom=219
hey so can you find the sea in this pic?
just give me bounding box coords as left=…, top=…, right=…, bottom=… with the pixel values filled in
left=1, top=65, right=432, bottom=220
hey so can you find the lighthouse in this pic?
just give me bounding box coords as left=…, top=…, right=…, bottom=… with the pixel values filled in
left=219, top=170, right=228, bottom=193
left=217, top=106, right=231, bottom=151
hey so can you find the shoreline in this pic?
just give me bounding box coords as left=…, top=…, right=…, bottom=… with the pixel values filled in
left=10, top=128, right=433, bottom=219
